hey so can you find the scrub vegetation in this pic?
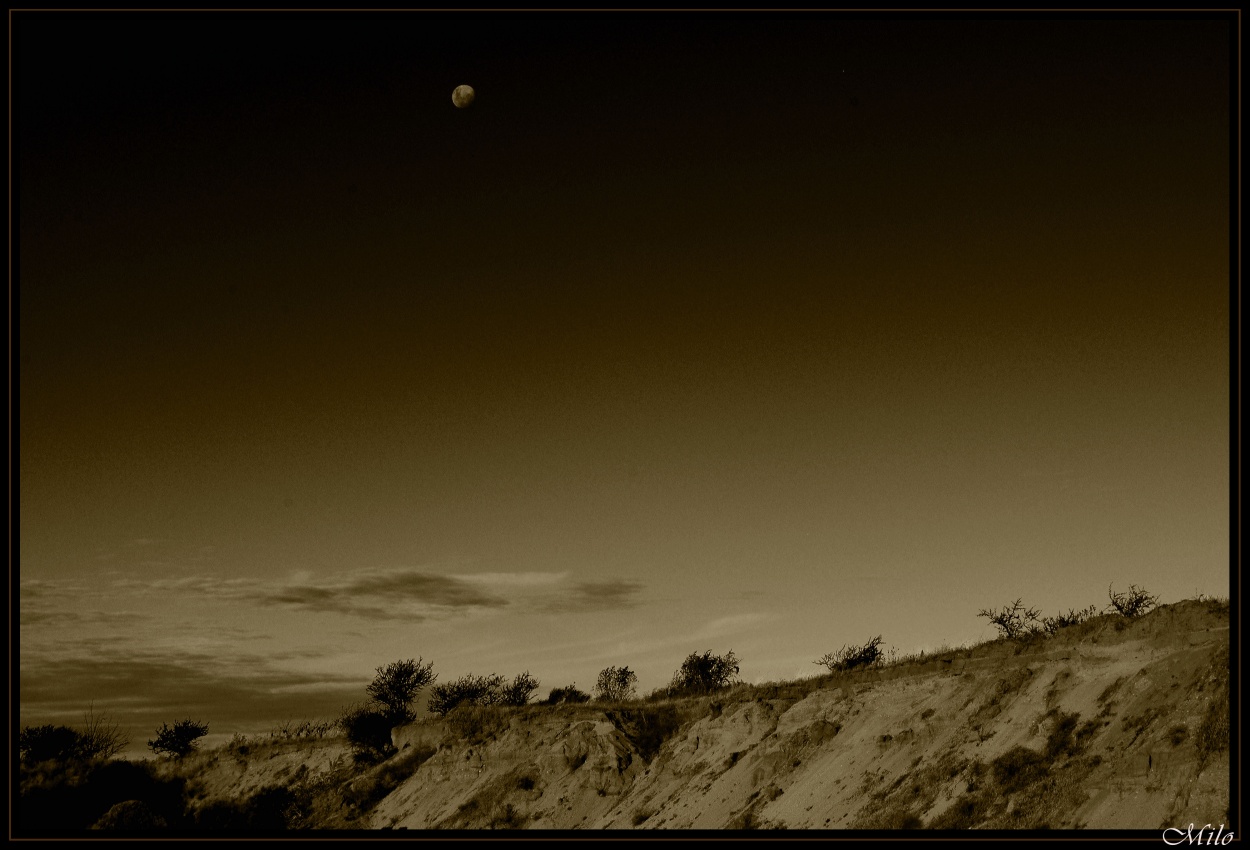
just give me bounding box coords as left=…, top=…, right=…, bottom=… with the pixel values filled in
left=17, top=584, right=1229, bottom=834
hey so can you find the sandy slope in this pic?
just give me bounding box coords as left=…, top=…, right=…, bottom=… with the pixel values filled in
left=176, top=599, right=1231, bottom=831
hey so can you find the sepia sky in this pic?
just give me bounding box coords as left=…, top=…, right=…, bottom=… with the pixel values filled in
left=16, top=12, right=1232, bottom=755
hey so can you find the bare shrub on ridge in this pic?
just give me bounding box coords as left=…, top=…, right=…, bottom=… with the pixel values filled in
left=814, top=636, right=884, bottom=673
left=1106, top=584, right=1159, bottom=618
left=978, top=599, right=1042, bottom=639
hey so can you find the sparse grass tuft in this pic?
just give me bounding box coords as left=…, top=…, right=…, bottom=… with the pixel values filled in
left=1040, top=605, right=1098, bottom=635
left=342, top=745, right=436, bottom=814
left=1196, top=646, right=1229, bottom=769
left=444, top=704, right=510, bottom=745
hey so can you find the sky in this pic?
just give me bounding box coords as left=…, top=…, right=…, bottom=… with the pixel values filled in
left=15, top=11, right=1233, bottom=757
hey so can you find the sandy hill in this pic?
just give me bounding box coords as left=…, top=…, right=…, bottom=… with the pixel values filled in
left=149, top=598, right=1229, bottom=832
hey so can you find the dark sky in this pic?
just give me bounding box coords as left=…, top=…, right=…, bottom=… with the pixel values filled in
left=16, top=12, right=1232, bottom=753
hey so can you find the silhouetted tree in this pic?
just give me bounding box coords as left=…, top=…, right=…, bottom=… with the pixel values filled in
left=147, top=719, right=209, bottom=758
left=366, top=658, right=436, bottom=724
left=594, top=666, right=639, bottom=702
left=498, top=672, right=540, bottom=706
left=670, top=651, right=739, bottom=696
left=19, top=724, right=85, bottom=763
left=338, top=702, right=396, bottom=763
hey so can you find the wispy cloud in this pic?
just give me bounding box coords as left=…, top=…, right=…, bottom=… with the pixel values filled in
left=20, top=609, right=142, bottom=628
left=256, top=569, right=510, bottom=620
left=99, top=567, right=648, bottom=622
left=535, top=579, right=645, bottom=614
left=573, top=611, right=775, bottom=664
left=19, top=647, right=365, bottom=739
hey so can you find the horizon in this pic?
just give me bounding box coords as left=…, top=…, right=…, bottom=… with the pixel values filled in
left=16, top=11, right=1233, bottom=763
left=33, top=592, right=1230, bottom=763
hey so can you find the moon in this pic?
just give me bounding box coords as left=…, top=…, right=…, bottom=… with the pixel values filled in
left=452, top=85, right=475, bottom=108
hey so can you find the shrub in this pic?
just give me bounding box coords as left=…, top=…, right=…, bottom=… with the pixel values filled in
left=146, top=719, right=209, bottom=759
left=20, top=756, right=190, bottom=832
left=1106, top=584, right=1158, bottom=618
left=1042, top=710, right=1084, bottom=759
left=606, top=706, right=684, bottom=762
left=366, top=658, right=436, bottom=724
left=978, top=599, right=1042, bottom=639
left=670, top=651, right=739, bottom=696
left=594, top=666, right=639, bottom=702
left=79, top=705, right=129, bottom=760
left=991, top=746, right=1047, bottom=793
left=545, top=684, right=591, bottom=705
left=343, top=745, right=436, bottom=812
left=814, top=636, right=884, bottom=673
left=1040, top=605, right=1098, bottom=635
left=427, top=673, right=506, bottom=716
left=338, top=703, right=396, bottom=763
left=498, top=672, right=540, bottom=707
left=20, top=706, right=128, bottom=765
left=20, top=724, right=88, bottom=764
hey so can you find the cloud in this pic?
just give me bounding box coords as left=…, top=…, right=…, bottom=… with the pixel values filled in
left=19, top=647, right=366, bottom=749
left=256, top=569, right=510, bottom=620
left=20, top=609, right=142, bottom=628
left=690, top=612, right=772, bottom=641
left=37, top=567, right=647, bottom=624
left=535, top=579, right=645, bottom=614
left=19, top=609, right=81, bottom=627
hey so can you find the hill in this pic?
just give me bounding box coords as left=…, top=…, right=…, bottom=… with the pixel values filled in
left=19, top=598, right=1231, bottom=833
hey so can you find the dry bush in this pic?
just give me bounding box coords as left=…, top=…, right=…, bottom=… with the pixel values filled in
left=544, top=684, right=591, bottom=705
left=594, top=666, right=639, bottom=702
left=498, top=672, right=540, bottom=707
left=1040, top=605, right=1098, bottom=635
left=19, top=725, right=89, bottom=764
left=147, top=719, right=209, bottom=759
left=978, top=599, right=1042, bottom=639
left=670, top=650, right=739, bottom=696
left=20, top=706, right=128, bottom=765
left=79, top=705, right=128, bottom=760
left=814, top=636, right=884, bottom=673
left=1105, top=583, right=1159, bottom=618
left=427, top=673, right=505, bottom=715
left=338, top=703, right=396, bottom=763
left=367, top=658, right=436, bottom=724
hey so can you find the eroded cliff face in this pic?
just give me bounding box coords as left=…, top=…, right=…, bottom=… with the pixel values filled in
left=177, top=600, right=1231, bottom=831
